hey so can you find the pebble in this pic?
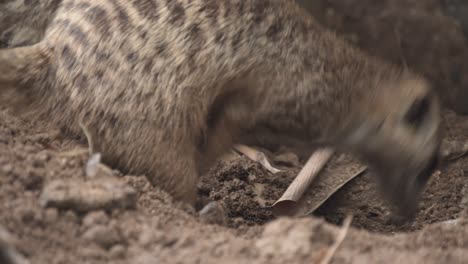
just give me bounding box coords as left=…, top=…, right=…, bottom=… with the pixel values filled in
left=109, top=244, right=126, bottom=258
left=85, top=153, right=115, bottom=178
left=82, top=225, right=121, bottom=249
left=198, top=201, right=228, bottom=226
left=83, top=211, right=109, bottom=227
left=85, top=153, right=102, bottom=178
left=40, top=177, right=137, bottom=212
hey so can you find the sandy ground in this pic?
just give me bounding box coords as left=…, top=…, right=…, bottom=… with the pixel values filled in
left=2, top=0, right=468, bottom=263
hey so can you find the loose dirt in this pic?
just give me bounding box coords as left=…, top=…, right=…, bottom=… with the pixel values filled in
left=2, top=0, right=468, bottom=263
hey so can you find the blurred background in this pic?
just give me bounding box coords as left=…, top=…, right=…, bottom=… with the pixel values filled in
left=297, top=0, right=468, bottom=115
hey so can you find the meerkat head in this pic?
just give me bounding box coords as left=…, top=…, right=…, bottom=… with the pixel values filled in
left=339, top=71, right=441, bottom=219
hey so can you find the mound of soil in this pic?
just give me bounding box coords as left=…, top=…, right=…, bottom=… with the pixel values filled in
left=2, top=107, right=468, bottom=264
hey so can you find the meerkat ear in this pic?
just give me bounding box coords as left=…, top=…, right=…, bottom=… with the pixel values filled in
left=0, top=43, right=50, bottom=112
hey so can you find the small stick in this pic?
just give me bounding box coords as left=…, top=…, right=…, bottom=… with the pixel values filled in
left=272, top=148, right=334, bottom=216
left=79, top=119, right=94, bottom=155
left=78, top=119, right=115, bottom=178
left=234, top=144, right=281, bottom=174
left=319, top=215, right=353, bottom=264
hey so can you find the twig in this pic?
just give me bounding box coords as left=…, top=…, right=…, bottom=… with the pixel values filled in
left=272, top=148, right=334, bottom=216
left=78, top=120, right=114, bottom=178
left=319, top=215, right=353, bottom=264
left=79, top=119, right=94, bottom=155
left=234, top=144, right=281, bottom=174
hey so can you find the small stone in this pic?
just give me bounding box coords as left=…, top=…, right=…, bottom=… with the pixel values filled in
left=85, top=153, right=115, bottom=179
left=85, top=153, right=102, bottom=178
left=40, top=177, right=137, bottom=212
left=83, top=211, right=109, bottom=227
left=198, top=201, right=228, bottom=226
left=109, top=244, right=126, bottom=258
left=82, top=225, right=121, bottom=249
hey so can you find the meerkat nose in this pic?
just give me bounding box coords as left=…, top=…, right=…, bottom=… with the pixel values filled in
left=395, top=151, right=440, bottom=220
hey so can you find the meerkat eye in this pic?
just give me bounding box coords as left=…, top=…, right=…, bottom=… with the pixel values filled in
left=404, top=95, right=431, bottom=128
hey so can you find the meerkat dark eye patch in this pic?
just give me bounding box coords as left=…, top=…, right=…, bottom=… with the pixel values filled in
left=404, top=95, right=431, bottom=128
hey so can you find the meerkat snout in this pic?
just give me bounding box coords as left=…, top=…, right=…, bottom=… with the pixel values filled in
left=339, top=76, right=442, bottom=219
left=391, top=92, right=441, bottom=219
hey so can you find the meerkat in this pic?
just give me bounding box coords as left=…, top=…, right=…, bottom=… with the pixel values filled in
left=0, top=0, right=441, bottom=218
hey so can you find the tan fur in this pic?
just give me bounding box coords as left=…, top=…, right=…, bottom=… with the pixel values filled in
left=0, top=0, right=441, bottom=217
